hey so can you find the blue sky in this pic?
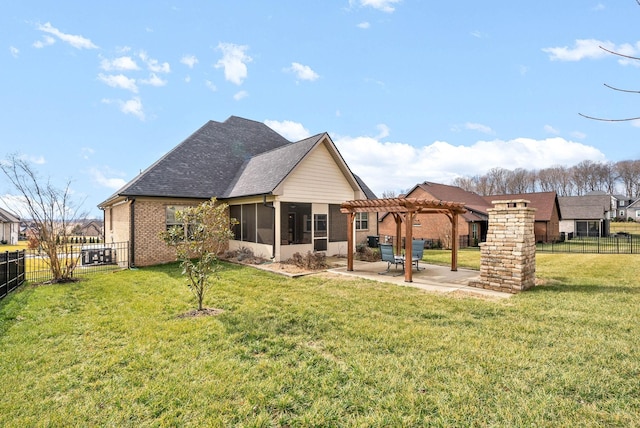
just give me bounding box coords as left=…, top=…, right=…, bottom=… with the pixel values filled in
left=2, top=1, right=640, bottom=218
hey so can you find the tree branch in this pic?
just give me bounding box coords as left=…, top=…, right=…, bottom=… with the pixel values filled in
left=603, top=83, right=640, bottom=94
left=599, top=45, right=640, bottom=61
left=578, top=113, right=640, bottom=122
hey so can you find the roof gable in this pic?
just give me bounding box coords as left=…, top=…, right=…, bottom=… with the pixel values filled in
left=224, top=134, right=323, bottom=198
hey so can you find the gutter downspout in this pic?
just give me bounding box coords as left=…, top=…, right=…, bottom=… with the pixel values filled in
left=129, top=198, right=136, bottom=268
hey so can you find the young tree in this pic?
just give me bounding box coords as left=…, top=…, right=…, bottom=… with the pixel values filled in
left=161, top=198, right=237, bottom=311
left=1, top=154, right=87, bottom=282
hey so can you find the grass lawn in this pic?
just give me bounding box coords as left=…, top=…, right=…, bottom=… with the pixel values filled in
left=1, top=254, right=639, bottom=426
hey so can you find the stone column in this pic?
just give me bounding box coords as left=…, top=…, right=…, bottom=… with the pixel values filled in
left=469, top=199, right=536, bottom=293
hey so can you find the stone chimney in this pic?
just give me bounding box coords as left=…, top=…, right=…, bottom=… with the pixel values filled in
left=469, top=199, right=536, bottom=293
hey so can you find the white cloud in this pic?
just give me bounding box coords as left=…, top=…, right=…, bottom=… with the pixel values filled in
left=36, top=22, right=98, bottom=49
left=333, top=133, right=606, bottom=197
left=357, top=22, right=371, bottom=29
left=120, top=97, right=145, bottom=120
left=139, top=73, right=167, bottom=87
left=9, top=46, right=19, bottom=57
left=139, top=51, right=170, bottom=73
left=570, top=131, right=587, bottom=139
left=80, top=147, right=95, bottom=160
left=100, top=56, right=139, bottom=71
left=98, top=73, right=139, bottom=93
left=89, top=168, right=127, bottom=190
left=215, top=42, right=252, bottom=85
left=233, top=90, right=249, bottom=100
left=180, top=55, right=198, bottom=68
left=285, top=62, right=320, bottom=82
left=543, top=39, right=619, bottom=61
left=464, top=122, right=494, bottom=134
left=205, top=80, right=217, bottom=91
left=102, top=97, right=145, bottom=120
left=33, top=35, right=55, bottom=48
left=264, top=120, right=311, bottom=141
left=357, top=0, right=401, bottom=13
left=375, top=124, right=390, bottom=139
left=544, top=125, right=560, bottom=135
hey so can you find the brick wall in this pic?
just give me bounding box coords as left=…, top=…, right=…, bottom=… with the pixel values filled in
left=377, top=187, right=470, bottom=248
left=131, top=197, right=207, bottom=267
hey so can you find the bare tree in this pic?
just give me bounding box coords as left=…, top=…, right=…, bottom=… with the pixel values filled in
left=1, top=154, right=87, bottom=282
left=615, top=160, right=640, bottom=198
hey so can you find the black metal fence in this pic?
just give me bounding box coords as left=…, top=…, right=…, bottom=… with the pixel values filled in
left=1, top=250, right=26, bottom=301
left=24, top=241, right=129, bottom=283
left=537, top=235, right=640, bottom=254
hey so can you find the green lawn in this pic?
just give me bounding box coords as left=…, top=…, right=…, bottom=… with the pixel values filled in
left=1, top=254, right=639, bottom=426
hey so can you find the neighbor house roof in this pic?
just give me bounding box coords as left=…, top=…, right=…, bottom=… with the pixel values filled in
left=485, top=192, right=559, bottom=221
left=99, top=116, right=368, bottom=207
left=558, top=195, right=611, bottom=220
left=0, top=207, right=20, bottom=223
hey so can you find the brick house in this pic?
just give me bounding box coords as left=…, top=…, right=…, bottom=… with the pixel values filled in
left=378, top=182, right=490, bottom=248
left=378, top=182, right=560, bottom=247
left=98, top=116, right=376, bottom=267
left=484, top=192, right=561, bottom=243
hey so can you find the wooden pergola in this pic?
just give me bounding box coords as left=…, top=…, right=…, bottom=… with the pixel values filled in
left=340, top=198, right=467, bottom=282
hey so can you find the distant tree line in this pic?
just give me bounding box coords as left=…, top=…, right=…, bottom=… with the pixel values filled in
left=451, top=159, right=640, bottom=198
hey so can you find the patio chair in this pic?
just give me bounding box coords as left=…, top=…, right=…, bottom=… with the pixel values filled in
left=410, top=239, right=426, bottom=271
left=379, top=243, right=404, bottom=275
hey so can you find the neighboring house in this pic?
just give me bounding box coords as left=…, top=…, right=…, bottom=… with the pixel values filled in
left=484, top=192, right=561, bottom=243
left=0, top=207, right=20, bottom=245
left=378, top=182, right=491, bottom=248
left=98, top=116, right=376, bottom=267
left=378, top=182, right=561, bottom=247
left=627, top=198, right=640, bottom=222
left=73, top=220, right=103, bottom=237
left=612, top=194, right=635, bottom=220
left=558, top=195, right=613, bottom=237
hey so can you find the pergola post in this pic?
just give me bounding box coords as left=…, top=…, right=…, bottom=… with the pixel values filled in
left=347, top=212, right=355, bottom=271
left=393, top=213, right=402, bottom=255
left=451, top=212, right=458, bottom=272
left=404, top=210, right=415, bottom=282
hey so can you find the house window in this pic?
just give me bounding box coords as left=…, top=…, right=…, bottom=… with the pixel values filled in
left=636, top=210, right=640, bottom=218
left=165, top=205, right=196, bottom=239
left=472, top=223, right=478, bottom=240
left=355, top=213, right=369, bottom=231
left=314, top=214, right=327, bottom=237
left=576, top=220, right=600, bottom=237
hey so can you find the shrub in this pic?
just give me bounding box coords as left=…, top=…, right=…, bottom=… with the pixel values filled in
left=355, top=244, right=381, bottom=262
left=288, top=251, right=328, bottom=270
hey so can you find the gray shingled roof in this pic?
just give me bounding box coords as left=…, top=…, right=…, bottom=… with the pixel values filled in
left=224, top=134, right=324, bottom=198
left=558, top=195, right=611, bottom=220
left=101, top=116, right=292, bottom=203
left=100, top=116, right=372, bottom=206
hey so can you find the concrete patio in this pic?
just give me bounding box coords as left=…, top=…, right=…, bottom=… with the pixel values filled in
left=326, top=258, right=513, bottom=300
